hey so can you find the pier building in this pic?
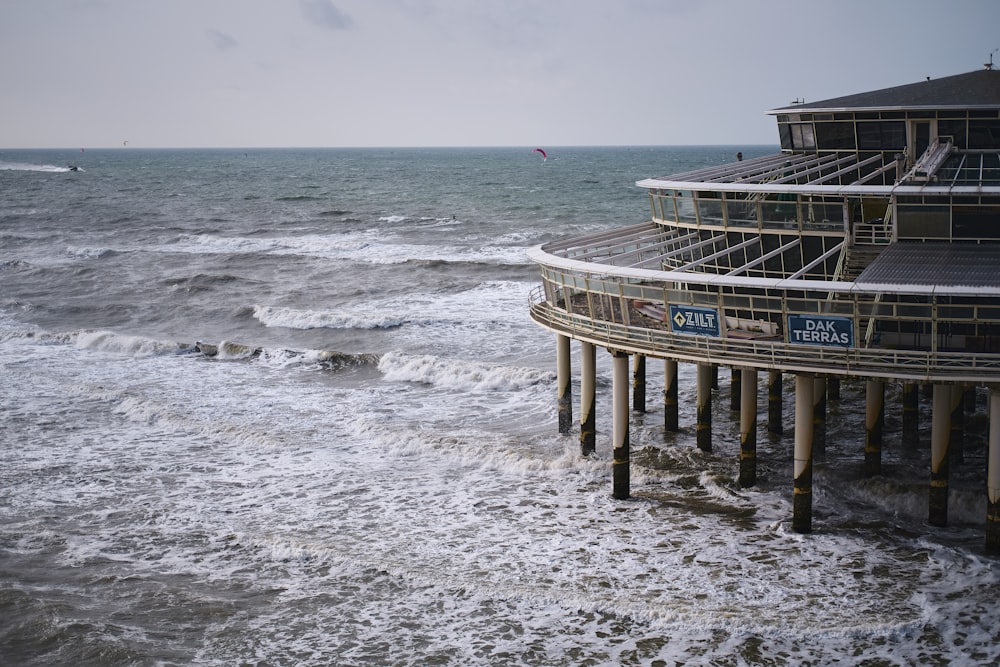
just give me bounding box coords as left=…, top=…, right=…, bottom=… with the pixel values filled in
left=527, top=68, right=1000, bottom=551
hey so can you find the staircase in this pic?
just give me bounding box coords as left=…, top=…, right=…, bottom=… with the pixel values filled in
left=842, top=244, right=886, bottom=282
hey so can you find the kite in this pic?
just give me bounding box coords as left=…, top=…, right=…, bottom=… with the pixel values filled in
left=532, top=148, right=547, bottom=161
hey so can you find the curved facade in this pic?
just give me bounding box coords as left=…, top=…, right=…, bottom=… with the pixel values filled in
left=528, top=69, right=1000, bottom=546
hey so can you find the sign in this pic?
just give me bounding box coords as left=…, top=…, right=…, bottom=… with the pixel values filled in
left=787, top=315, right=854, bottom=348
left=669, top=305, right=721, bottom=337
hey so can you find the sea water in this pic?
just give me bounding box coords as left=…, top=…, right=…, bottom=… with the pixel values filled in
left=2, top=147, right=998, bottom=666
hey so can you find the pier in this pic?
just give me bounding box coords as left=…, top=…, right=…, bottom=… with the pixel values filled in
left=527, top=68, right=1000, bottom=551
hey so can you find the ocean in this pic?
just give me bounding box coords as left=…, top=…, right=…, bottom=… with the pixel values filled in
left=1, top=146, right=998, bottom=666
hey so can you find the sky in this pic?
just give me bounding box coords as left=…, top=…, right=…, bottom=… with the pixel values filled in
left=2, top=0, right=999, bottom=149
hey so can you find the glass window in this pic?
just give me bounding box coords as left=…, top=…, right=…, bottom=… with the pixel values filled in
left=791, top=124, right=815, bottom=149
left=675, top=191, right=697, bottom=224
left=778, top=123, right=792, bottom=150
left=815, top=122, right=855, bottom=149
left=696, top=193, right=725, bottom=225
left=857, top=121, right=905, bottom=150
left=725, top=196, right=757, bottom=228
left=938, top=120, right=967, bottom=148
left=969, top=120, right=1000, bottom=149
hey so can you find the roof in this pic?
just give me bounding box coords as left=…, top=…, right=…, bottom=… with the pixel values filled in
left=855, top=242, right=1000, bottom=289
left=769, top=69, right=1000, bottom=113
left=637, top=149, right=1000, bottom=192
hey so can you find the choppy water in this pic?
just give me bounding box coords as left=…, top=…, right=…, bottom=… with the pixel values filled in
left=2, top=146, right=998, bottom=666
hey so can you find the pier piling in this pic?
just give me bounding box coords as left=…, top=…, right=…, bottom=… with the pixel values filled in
left=739, top=368, right=758, bottom=487
left=950, top=385, right=965, bottom=465
left=611, top=350, right=630, bottom=500
left=730, top=368, right=741, bottom=411
left=930, top=384, right=951, bottom=527
left=812, top=377, right=827, bottom=453
left=988, top=389, right=1000, bottom=553
left=557, top=335, right=572, bottom=434
left=696, top=363, right=713, bottom=452
left=768, top=371, right=783, bottom=435
left=580, top=341, right=596, bottom=456
left=865, top=380, right=885, bottom=477
left=664, top=359, right=679, bottom=432
left=633, top=354, right=646, bottom=413
left=794, top=374, right=815, bottom=533
left=902, top=382, right=919, bottom=447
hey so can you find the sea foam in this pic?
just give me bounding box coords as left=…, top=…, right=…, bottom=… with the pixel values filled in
left=377, top=350, right=554, bottom=391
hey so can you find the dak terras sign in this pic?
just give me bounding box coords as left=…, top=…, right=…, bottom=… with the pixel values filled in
left=787, top=314, right=854, bottom=348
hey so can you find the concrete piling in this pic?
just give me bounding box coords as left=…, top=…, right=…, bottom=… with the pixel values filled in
left=988, top=388, right=1000, bottom=553
left=611, top=350, right=630, bottom=500
left=663, top=359, right=679, bottom=432
left=697, top=363, right=713, bottom=452
left=557, top=334, right=572, bottom=434
left=580, top=341, right=596, bottom=456
left=794, top=373, right=815, bottom=533
left=929, top=384, right=951, bottom=527
left=768, top=370, right=783, bottom=435
left=633, top=354, right=646, bottom=413
left=864, top=380, right=884, bottom=477
left=739, top=368, right=758, bottom=488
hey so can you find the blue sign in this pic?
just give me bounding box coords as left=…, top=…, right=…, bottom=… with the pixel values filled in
left=787, top=315, right=854, bottom=348
left=669, top=305, right=721, bottom=337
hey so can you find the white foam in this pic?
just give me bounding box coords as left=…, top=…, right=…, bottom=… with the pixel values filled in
left=253, top=304, right=404, bottom=330
left=162, top=232, right=530, bottom=265
left=378, top=350, right=554, bottom=391
left=74, top=330, right=191, bottom=357
left=0, top=161, right=77, bottom=172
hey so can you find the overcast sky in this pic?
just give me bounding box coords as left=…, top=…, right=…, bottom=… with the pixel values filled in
left=3, top=0, right=998, bottom=148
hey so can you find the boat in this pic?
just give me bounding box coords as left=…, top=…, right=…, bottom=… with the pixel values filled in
left=527, top=65, right=1000, bottom=549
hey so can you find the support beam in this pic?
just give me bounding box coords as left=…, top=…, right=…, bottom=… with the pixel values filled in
left=611, top=350, right=630, bottom=500
left=794, top=374, right=815, bottom=533
left=663, top=359, right=679, bottom=432
left=929, top=384, right=951, bottom=528
left=697, top=363, right=713, bottom=452
left=557, top=334, right=572, bottom=434
left=580, top=341, right=596, bottom=456
left=865, top=380, right=885, bottom=477
left=768, top=371, right=783, bottom=435
left=987, top=388, right=1000, bottom=554
left=739, top=368, right=758, bottom=488
left=633, top=354, right=646, bottom=413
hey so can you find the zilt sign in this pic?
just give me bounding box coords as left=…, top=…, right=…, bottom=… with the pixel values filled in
left=787, top=314, right=854, bottom=348
left=669, top=305, right=721, bottom=337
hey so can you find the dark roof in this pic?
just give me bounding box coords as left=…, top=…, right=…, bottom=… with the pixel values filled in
left=770, top=69, right=1000, bottom=113
left=855, top=242, right=1000, bottom=289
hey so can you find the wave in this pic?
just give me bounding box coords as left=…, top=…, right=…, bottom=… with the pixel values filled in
left=193, top=340, right=380, bottom=371
left=159, top=232, right=530, bottom=266
left=377, top=350, right=554, bottom=391
left=253, top=304, right=404, bottom=330
left=75, top=330, right=198, bottom=357
left=252, top=280, right=534, bottom=336
left=64, top=246, right=115, bottom=259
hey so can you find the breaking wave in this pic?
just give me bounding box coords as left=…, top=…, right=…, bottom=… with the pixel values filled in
left=253, top=305, right=405, bottom=330
left=377, top=350, right=554, bottom=391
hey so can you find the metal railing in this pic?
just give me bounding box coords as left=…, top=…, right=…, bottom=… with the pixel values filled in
left=527, top=287, right=1000, bottom=383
